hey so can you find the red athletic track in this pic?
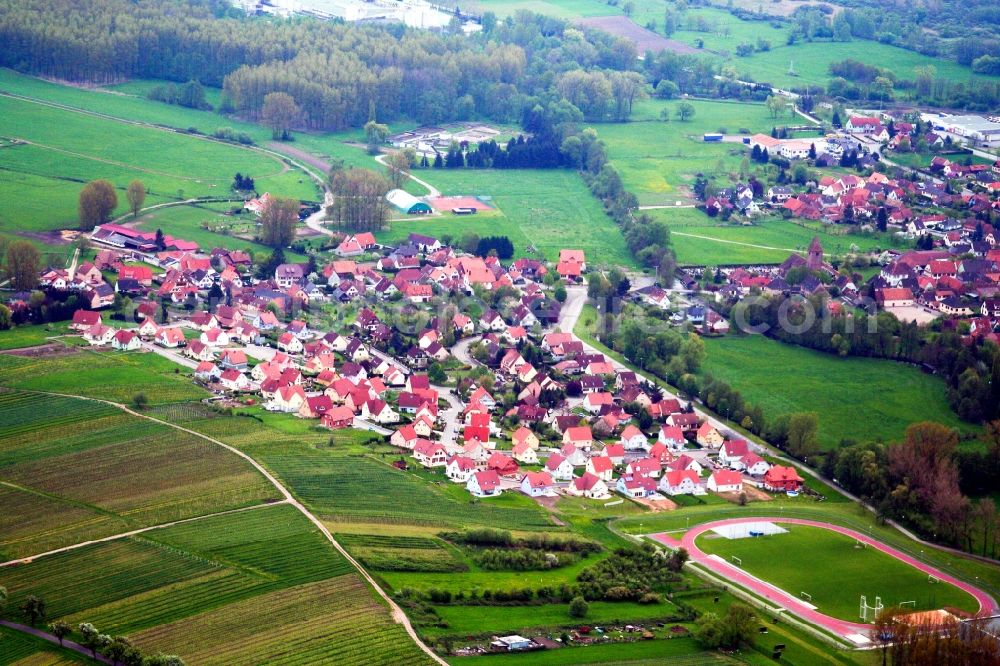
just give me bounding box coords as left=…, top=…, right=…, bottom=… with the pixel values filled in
left=650, top=518, right=998, bottom=642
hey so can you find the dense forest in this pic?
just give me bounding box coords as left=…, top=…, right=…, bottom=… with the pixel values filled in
left=0, top=0, right=678, bottom=130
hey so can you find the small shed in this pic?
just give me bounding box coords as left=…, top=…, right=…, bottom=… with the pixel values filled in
left=387, top=189, right=432, bottom=215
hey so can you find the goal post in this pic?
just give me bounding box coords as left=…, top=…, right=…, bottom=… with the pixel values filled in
left=860, top=595, right=884, bottom=622
left=898, top=600, right=916, bottom=609
left=800, top=591, right=812, bottom=602
left=731, top=555, right=742, bottom=566
left=928, top=574, right=940, bottom=584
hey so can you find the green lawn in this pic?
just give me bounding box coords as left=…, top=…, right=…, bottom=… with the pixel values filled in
left=427, top=600, right=681, bottom=639
left=0, top=349, right=209, bottom=405
left=648, top=208, right=904, bottom=266
left=0, top=73, right=315, bottom=247
left=0, top=322, right=71, bottom=350
left=701, top=334, right=975, bottom=450
left=131, top=201, right=305, bottom=261
left=378, top=167, right=636, bottom=268
left=663, top=7, right=792, bottom=53
left=734, top=40, right=999, bottom=91
left=447, top=637, right=716, bottom=666
left=621, top=503, right=1000, bottom=612
left=596, top=99, right=778, bottom=207
left=696, top=523, right=978, bottom=620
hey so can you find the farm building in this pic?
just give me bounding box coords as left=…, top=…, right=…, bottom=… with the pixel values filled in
left=386, top=189, right=432, bottom=215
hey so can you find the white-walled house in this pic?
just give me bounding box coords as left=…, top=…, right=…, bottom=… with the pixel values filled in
left=658, top=470, right=700, bottom=496
left=707, top=470, right=743, bottom=493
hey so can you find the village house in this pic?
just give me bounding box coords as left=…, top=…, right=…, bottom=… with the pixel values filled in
left=707, top=469, right=743, bottom=493
left=567, top=472, right=610, bottom=499
left=618, top=425, right=648, bottom=451
left=446, top=455, right=478, bottom=483
left=111, top=330, right=141, bottom=351
left=585, top=455, right=615, bottom=482
left=658, top=469, right=701, bottom=496
left=219, top=369, right=250, bottom=392
left=544, top=453, right=575, bottom=482
left=616, top=474, right=657, bottom=498
left=520, top=471, right=556, bottom=497
left=155, top=327, right=186, bottom=348
left=413, top=440, right=448, bottom=468
left=762, top=465, right=804, bottom=492
left=696, top=423, right=725, bottom=448
left=467, top=469, right=502, bottom=498
left=512, top=440, right=539, bottom=464
left=562, top=425, right=593, bottom=450
left=320, top=406, right=355, bottom=430
left=718, top=439, right=751, bottom=467
left=657, top=425, right=687, bottom=451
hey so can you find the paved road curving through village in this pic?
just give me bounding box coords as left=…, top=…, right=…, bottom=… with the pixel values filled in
left=650, top=517, right=999, bottom=642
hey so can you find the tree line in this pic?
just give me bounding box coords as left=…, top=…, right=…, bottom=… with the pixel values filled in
left=731, top=293, right=1000, bottom=424
left=0, top=0, right=659, bottom=131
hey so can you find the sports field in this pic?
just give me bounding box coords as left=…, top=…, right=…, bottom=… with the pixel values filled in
left=695, top=523, right=979, bottom=621
left=701, top=334, right=974, bottom=450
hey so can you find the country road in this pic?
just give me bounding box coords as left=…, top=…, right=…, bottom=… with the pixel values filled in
left=2, top=388, right=447, bottom=666
left=0, top=620, right=114, bottom=664
left=374, top=153, right=441, bottom=197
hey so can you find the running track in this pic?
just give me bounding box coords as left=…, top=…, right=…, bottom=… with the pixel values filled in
left=650, top=518, right=998, bottom=643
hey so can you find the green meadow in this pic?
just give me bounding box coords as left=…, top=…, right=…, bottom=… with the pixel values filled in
left=647, top=207, right=904, bottom=266
left=596, top=98, right=779, bottom=206
left=378, top=167, right=637, bottom=267
left=696, top=523, right=978, bottom=620
left=734, top=40, right=999, bottom=91
left=0, top=70, right=315, bottom=248
left=701, top=334, right=975, bottom=450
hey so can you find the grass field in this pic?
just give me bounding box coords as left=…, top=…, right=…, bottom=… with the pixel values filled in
left=596, top=99, right=777, bottom=207
left=0, top=73, right=315, bottom=248
left=130, top=201, right=300, bottom=260
left=446, top=637, right=722, bottom=665
left=701, top=334, right=974, bottom=450
left=696, top=523, right=978, bottom=620
left=648, top=207, right=904, bottom=265
left=0, top=349, right=208, bottom=405
left=170, top=410, right=558, bottom=532
left=734, top=40, right=999, bottom=91
left=377, top=168, right=636, bottom=267
left=427, top=600, right=682, bottom=639
left=620, top=503, right=1000, bottom=611
left=0, top=322, right=72, bottom=351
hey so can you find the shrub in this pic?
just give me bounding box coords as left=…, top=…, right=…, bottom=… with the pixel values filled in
left=569, top=596, right=589, bottom=618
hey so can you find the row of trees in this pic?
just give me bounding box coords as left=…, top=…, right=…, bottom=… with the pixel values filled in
left=326, top=167, right=391, bottom=232
left=730, top=293, right=1000, bottom=424
left=77, top=179, right=146, bottom=230
left=0, top=587, right=184, bottom=665
left=823, top=422, right=1000, bottom=552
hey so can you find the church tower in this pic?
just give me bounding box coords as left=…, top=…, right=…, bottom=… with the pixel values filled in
left=806, top=236, right=824, bottom=270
